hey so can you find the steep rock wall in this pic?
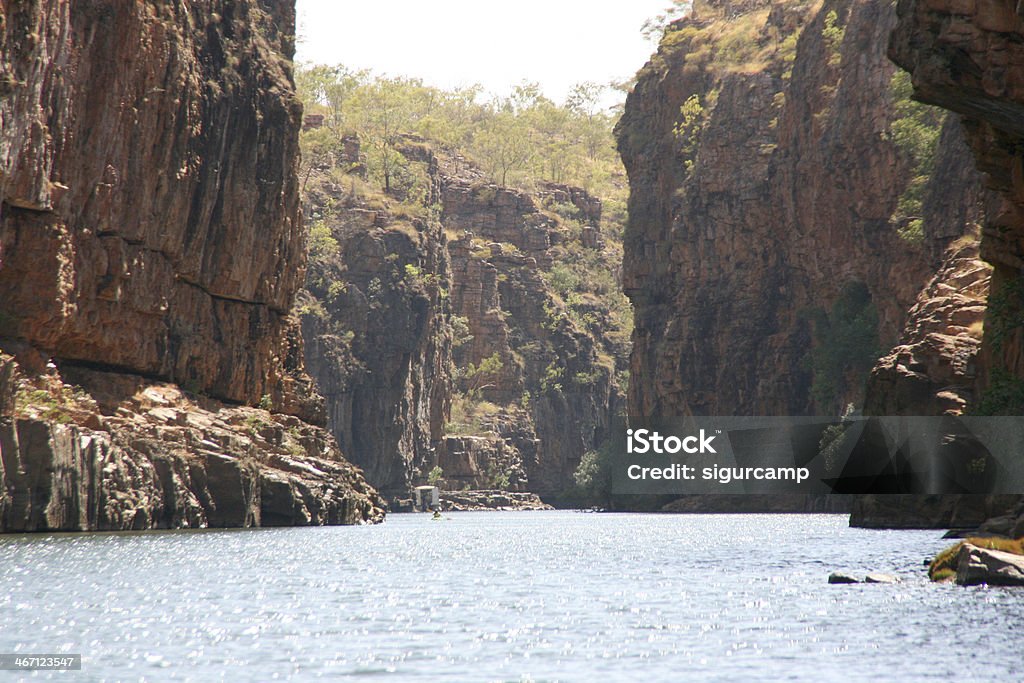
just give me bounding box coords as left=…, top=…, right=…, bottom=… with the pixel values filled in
left=0, top=0, right=384, bottom=529
left=300, top=140, right=624, bottom=502
left=616, top=0, right=983, bottom=420
left=851, top=0, right=1024, bottom=530
left=300, top=149, right=453, bottom=499
left=0, top=0, right=313, bottom=415
left=889, top=0, right=1024, bottom=408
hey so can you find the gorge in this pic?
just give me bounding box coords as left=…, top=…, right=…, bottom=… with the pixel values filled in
left=1, top=0, right=1023, bottom=537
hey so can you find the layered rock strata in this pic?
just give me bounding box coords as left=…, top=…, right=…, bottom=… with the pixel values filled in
left=0, top=1, right=384, bottom=529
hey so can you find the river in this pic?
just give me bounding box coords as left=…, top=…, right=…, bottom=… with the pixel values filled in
left=0, top=511, right=1020, bottom=681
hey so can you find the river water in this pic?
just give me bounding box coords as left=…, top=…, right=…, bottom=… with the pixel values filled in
left=0, top=511, right=1020, bottom=681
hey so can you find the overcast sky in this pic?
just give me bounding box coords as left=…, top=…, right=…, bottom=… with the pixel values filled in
left=295, top=1, right=672, bottom=107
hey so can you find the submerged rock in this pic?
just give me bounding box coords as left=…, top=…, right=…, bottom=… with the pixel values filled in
left=828, top=572, right=860, bottom=584
left=864, top=573, right=900, bottom=584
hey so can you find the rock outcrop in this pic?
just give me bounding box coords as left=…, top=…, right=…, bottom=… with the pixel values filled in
left=438, top=490, right=553, bottom=512
left=954, top=543, right=1024, bottom=587
left=0, top=356, right=382, bottom=531
left=0, top=1, right=384, bottom=530
left=849, top=493, right=1019, bottom=529
left=864, top=235, right=990, bottom=416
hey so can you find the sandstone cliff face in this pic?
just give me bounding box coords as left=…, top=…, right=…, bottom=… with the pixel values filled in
left=0, top=0, right=313, bottom=416
left=0, top=0, right=384, bottom=529
left=889, top=0, right=1024, bottom=412
left=864, top=235, right=990, bottom=416
left=299, top=138, right=625, bottom=502
left=616, top=0, right=982, bottom=420
left=853, top=0, right=1024, bottom=530
left=300, top=141, right=453, bottom=499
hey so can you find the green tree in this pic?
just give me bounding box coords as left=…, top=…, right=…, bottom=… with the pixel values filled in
left=474, top=111, right=534, bottom=186
left=348, top=77, right=425, bottom=193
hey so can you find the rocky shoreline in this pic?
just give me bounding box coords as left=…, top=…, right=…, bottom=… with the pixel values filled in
left=0, top=355, right=384, bottom=531
left=391, top=490, right=553, bottom=512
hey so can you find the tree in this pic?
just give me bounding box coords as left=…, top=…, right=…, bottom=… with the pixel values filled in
left=474, top=111, right=533, bottom=186
left=348, top=77, right=423, bottom=194
left=296, top=64, right=367, bottom=130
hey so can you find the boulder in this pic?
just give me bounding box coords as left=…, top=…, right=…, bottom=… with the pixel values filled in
left=955, top=544, right=1024, bottom=587
left=828, top=572, right=860, bottom=584
left=864, top=573, right=900, bottom=584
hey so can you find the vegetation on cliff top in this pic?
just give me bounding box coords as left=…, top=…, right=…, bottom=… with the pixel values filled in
left=296, top=65, right=626, bottom=207
left=295, top=64, right=632, bottom=499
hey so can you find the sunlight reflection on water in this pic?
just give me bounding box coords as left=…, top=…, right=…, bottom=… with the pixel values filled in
left=0, top=512, right=1021, bottom=681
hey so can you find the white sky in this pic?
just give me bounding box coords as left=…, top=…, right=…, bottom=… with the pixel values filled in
left=295, top=0, right=671, bottom=108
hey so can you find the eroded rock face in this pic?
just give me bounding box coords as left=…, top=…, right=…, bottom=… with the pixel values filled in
left=0, top=358, right=383, bottom=531
left=0, top=1, right=384, bottom=529
left=300, top=141, right=624, bottom=502
left=0, top=0, right=313, bottom=417
left=865, top=236, right=990, bottom=416
left=615, top=0, right=982, bottom=419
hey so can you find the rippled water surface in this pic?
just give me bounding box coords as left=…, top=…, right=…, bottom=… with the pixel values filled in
left=1, top=512, right=1022, bottom=681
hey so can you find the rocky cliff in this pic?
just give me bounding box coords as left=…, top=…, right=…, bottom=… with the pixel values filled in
left=616, top=0, right=986, bottom=421
left=0, top=0, right=384, bottom=530
left=889, top=0, right=1024, bottom=415
left=850, top=0, right=1024, bottom=529
left=616, top=0, right=1024, bottom=528
left=299, top=136, right=627, bottom=503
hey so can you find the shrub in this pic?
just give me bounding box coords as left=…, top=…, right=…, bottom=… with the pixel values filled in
left=572, top=439, right=617, bottom=506
left=808, top=282, right=879, bottom=413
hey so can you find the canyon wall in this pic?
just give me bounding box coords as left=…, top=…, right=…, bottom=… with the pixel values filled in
left=299, top=138, right=626, bottom=503
left=617, top=0, right=1024, bottom=527
left=851, top=0, right=1024, bottom=529
left=0, top=0, right=384, bottom=530
left=889, top=0, right=1024, bottom=412
left=616, top=0, right=987, bottom=422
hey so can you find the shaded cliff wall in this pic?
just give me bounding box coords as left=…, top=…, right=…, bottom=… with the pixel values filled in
left=616, top=0, right=984, bottom=420
left=889, top=0, right=1024, bottom=410
left=300, top=141, right=453, bottom=499
left=0, top=0, right=384, bottom=530
left=850, top=0, right=1024, bottom=530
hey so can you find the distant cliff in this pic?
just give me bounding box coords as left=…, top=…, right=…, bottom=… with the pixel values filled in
left=0, top=0, right=383, bottom=530
left=298, top=136, right=626, bottom=504
left=616, top=0, right=986, bottom=420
